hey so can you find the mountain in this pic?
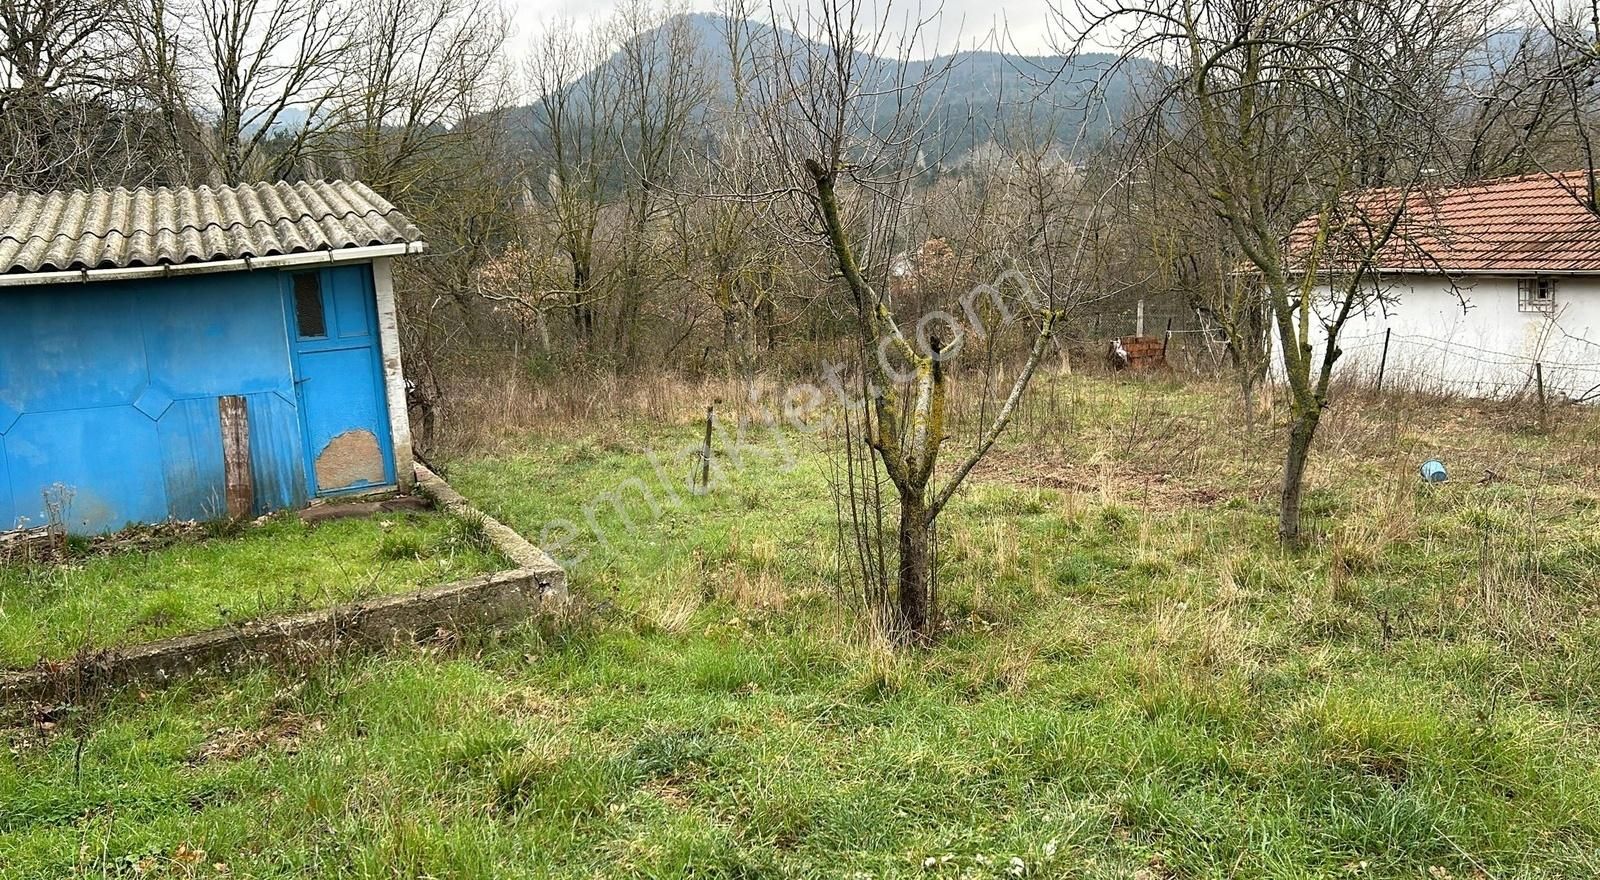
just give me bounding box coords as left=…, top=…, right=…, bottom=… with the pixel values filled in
left=509, top=12, right=1156, bottom=167
left=899, top=48, right=1153, bottom=160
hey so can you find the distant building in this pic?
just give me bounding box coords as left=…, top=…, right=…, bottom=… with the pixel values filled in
left=0, top=181, right=425, bottom=534
left=1289, top=171, right=1600, bottom=399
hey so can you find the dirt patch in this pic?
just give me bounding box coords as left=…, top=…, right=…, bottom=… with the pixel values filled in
left=315, top=429, right=386, bottom=490
left=299, top=494, right=428, bottom=523
left=974, top=448, right=1236, bottom=511
left=645, top=778, right=693, bottom=809
left=189, top=712, right=323, bottom=764
left=492, top=687, right=569, bottom=721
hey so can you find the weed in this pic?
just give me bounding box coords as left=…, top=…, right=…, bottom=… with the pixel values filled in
left=203, top=515, right=248, bottom=540
left=377, top=532, right=428, bottom=561
left=7, top=373, right=1600, bottom=878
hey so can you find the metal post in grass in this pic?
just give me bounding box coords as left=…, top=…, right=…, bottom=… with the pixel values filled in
left=1535, top=362, right=1548, bottom=432
left=699, top=404, right=715, bottom=489
left=1375, top=327, right=1392, bottom=394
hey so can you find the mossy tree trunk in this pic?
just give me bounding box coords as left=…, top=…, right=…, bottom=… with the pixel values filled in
left=1156, top=3, right=1452, bottom=547
left=1277, top=407, right=1321, bottom=544
left=804, top=159, right=1058, bottom=642
left=895, top=489, right=931, bottom=635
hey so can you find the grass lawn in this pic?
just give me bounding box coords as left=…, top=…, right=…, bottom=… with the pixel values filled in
left=0, top=511, right=509, bottom=668
left=4, top=372, right=1600, bottom=878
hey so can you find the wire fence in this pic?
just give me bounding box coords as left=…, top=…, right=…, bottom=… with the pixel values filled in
left=1303, top=327, right=1600, bottom=401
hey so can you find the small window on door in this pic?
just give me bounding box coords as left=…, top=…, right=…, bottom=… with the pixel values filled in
left=1518, top=276, right=1557, bottom=314
left=293, top=272, right=327, bottom=338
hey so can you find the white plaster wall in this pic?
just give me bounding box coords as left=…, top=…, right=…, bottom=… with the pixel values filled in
left=371, top=256, right=416, bottom=487
left=1275, top=275, right=1600, bottom=400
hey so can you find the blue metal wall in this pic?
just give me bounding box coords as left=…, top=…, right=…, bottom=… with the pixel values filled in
left=0, top=265, right=383, bottom=534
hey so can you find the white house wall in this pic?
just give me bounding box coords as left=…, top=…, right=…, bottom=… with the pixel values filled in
left=1276, top=275, right=1600, bottom=400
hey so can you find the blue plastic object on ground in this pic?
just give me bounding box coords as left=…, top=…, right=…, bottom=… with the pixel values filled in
left=1420, top=459, right=1448, bottom=483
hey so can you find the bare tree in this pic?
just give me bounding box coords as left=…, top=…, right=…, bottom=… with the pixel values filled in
left=677, top=2, right=784, bottom=380
left=673, top=184, right=774, bottom=379
left=0, top=0, right=181, bottom=189
left=323, top=0, right=511, bottom=195
left=136, top=0, right=353, bottom=183
left=1072, top=0, right=1496, bottom=545
left=609, top=2, right=713, bottom=360
left=1126, top=128, right=1269, bottom=419
left=1452, top=26, right=1566, bottom=180
left=526, top=19, right=619, bottom=353
left=1469, top=2, right=1600, bottom=212
left=0, top=0, right=117, bottom=97
left=744, top=0, right=1090, bottom=641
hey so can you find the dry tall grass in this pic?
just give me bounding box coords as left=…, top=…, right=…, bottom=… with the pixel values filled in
left=442, top=349, right=1600, bottom=651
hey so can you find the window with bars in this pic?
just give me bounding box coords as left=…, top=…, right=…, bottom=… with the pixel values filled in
left=1518, top=276, right=1557, bottom=314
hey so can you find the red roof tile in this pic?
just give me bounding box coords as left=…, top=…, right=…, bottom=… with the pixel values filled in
left=1289, top=170, right=1600, bottom=274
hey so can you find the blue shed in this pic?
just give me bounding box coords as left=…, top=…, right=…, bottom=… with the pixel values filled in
left=0, top=180, right=425, bottom=535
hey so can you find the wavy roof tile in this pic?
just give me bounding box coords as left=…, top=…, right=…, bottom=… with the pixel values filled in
left=0, top=180, right=423, bottom=274
left=1290, top=170, right=1600, bottom=274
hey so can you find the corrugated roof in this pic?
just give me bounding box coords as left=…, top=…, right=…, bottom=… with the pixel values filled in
left=0, top=180, right=424, bottom=274
left=1289, top=171, right=1600, bottom=274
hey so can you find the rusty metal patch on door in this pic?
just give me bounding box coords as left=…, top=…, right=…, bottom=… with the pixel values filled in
left=314, top=429, right=385, bottom=490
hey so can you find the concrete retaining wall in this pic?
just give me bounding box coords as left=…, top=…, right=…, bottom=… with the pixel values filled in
left=1, top=568, right=554, bottom=707
left=414, top=463, right=567, bottom=598
left=2, top=466, right=567, bottom=710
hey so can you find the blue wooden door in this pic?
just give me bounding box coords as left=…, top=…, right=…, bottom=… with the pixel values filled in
left=286, top=265, right=395, bottom=496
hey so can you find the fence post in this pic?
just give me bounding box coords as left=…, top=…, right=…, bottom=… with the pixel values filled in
left=699, top=404, right=715, bottom=488
left=1161, top=317, right=1173, bottom=362
left=1375, top=327, right=1392, bottom=394
left=1136, top=299, right=1145, bottom=337
left=1535, top=362, right=1548, bottom=432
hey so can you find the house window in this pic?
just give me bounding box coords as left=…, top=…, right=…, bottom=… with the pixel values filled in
left=1518, top=276, right=1557, bottom=314
left=292, top=272, right=327, bottom=337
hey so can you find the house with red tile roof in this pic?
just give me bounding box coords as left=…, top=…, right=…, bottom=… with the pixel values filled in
left=1287, top=171, right=1600, bottom=400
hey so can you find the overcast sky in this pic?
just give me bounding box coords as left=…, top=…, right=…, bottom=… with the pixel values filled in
left=503, top=0, right=1066, bottom=58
